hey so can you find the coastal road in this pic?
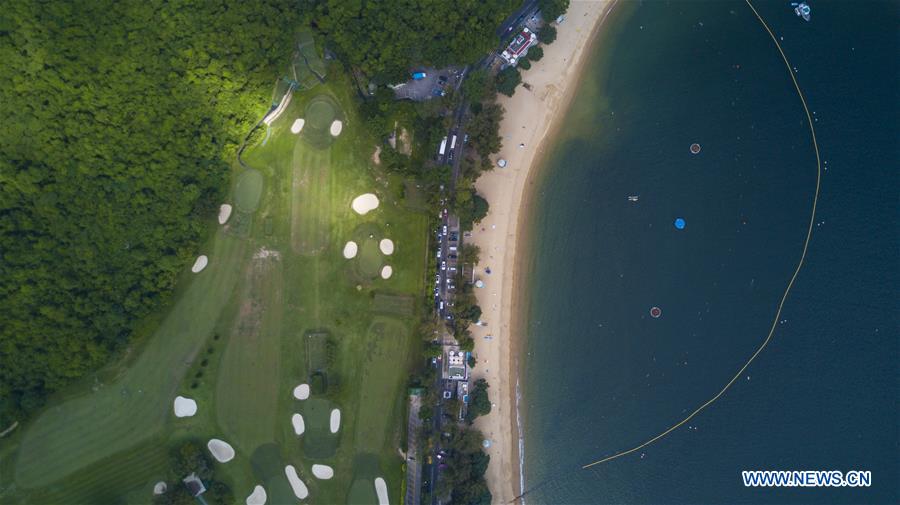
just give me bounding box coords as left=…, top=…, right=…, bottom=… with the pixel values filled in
left=497, top=0, right=540, bottom=38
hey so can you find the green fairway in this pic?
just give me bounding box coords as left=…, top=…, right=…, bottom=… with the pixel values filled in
left=4, top=62, right=427, bottom=505
left=13, top=231, right=246, bottom=489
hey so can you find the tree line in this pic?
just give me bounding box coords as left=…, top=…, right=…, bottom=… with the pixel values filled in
left=0, top=0, right=306, bottom=425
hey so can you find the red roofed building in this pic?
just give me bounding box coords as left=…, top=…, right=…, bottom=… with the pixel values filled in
left=501, top=27, right=538, bottom=66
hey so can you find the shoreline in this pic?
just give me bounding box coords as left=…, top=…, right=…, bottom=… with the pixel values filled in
left=467, top=1, right=619, bottom=502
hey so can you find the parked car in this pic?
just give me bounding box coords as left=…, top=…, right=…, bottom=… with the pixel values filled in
left=437, top=249, right=441, bottom=259
left=441, top=261, right=446, bottom=271
left=442, top=225, right=448, bottom=235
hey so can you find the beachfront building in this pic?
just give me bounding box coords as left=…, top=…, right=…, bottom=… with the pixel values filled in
left=456, top=381, right=470, bottom=420
left=442, top=349, right=468, bottom=381
left=500, top=28, right=538, bottom=66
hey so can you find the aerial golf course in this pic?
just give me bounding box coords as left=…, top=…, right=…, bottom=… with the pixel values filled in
left=0, top=50, right=428, bottom=504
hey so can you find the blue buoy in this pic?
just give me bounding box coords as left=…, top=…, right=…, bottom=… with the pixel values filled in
left=674, top=218, right=686, bottom=229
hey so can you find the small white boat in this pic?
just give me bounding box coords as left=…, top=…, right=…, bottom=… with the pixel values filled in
left=627, top=195, right=639, bottom=202
left=791, top=2, right=811, bottom=22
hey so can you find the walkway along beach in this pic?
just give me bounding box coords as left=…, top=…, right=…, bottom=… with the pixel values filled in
left=467, top=1, right=618, bottom=502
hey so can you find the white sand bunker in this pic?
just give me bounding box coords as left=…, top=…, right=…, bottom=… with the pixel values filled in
left=284, top=465, right=309, bottom=500
left=173, top=396, right=197, bottom=418
left=191, top=255, right=208, bottom=273
left=246, top=485, right=267, bottom=505
left=381, top=265, right=393, bottom=279
left=330, top=408, right=341, bottom=433
left=351, top=193, right=379, bottom=215
left=207, top=439, right=235, bottom=463
left=293, top=383, right=310, bottom=400
left=375, top=477, right=389, bottom=505
left=330, top=119, right=343, bottom=136
left=218, top=204, right=232, bottom=225
left=290, top=118, right=305, bottom=134
left=379, top=238, right=394, bottom=255
left=312, top=464, right=334, bottom=480
left=291, top=413, right=305, bottom=436
left=153, top=481, right=167, bottom=495
left=343, top=241, right=358, bottom=259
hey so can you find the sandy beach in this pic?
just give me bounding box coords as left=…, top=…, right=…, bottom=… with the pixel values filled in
left=467, top=1, right=617, bottom=502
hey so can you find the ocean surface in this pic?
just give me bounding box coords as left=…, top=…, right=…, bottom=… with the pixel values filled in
left=518, top=1, right=898, bottom=503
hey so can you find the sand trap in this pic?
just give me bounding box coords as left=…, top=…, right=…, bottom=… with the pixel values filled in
left=191, top=255, right=208, bottom=273
left=380, top=265, right=393, bottom=279
left=351, top=193, right=379, bottom=215
left=312, top=464, right=334, bottom=480
left=207, top=439, right=235, bottom=463
left=291, top=413, right=305, bottom=436
left=246, top=485, right=267, bottom=505
left=153, top=481, right=167, bottom=495
left=379, top=238, right=394, bottom=255
left=330, top=119, right=343, bottom=136
left=218, top=204, right=233, bottom=225
left=375, top=477, right=389, bottom=505
left=173, top=396, right=197, bottom=417
left=290, top=118, right=305, bottom=134
left=284, top=465, right=309, bottom=500
left=293, top=383, right=310, bottom=400
left=343, top=241, right=358, bottom=259
left=330, top=409, right=341, bottom=433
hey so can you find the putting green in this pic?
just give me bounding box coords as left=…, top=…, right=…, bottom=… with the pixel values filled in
left=301, top=95, right=341, bottom=149
left=235, top=168, right=264, bottom=212
left=14, top=232, right=245, bottom=488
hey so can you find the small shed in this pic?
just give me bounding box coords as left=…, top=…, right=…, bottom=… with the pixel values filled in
left=182, top=473, right=207, bottom=497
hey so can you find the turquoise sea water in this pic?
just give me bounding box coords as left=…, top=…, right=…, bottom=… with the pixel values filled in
left=519, top=1, right=898, bottom=503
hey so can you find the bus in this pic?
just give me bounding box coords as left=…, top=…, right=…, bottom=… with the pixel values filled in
left=438, top=137, right=447, bottom=156
left=450, top=134, right=457, bottom=150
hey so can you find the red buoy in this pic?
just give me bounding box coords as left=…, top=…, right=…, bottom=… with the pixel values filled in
left=650, top=306, right=662, bottom=318
left=690, top=143, right=701, bottom=154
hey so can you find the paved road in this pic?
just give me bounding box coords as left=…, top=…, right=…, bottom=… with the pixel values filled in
left=497, top=0, right=540, bottom=38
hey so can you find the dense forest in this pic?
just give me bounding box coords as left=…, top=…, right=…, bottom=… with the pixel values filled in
left=0, top=0, right=306, bottom=424
left=312, top=0, right=519, bottom=81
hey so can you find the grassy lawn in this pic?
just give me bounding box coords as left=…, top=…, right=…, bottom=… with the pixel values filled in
left=1, top=63, right=428, bottom=505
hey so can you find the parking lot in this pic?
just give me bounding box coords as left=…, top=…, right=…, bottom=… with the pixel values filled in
left=393, top=67, right=463, bottom=101
left=433, top=210, right=460, bottom=321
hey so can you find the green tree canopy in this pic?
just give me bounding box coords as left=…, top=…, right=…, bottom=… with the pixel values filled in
left=313, top=0, right=519, bottom=82
left=538, top=0, right=571, bottom=22
left=527, top=45, right=545, bottom=62
left=461, top=69, right=494, bottom=103
left=539, top=24, right=558, bottom=44
left=0, top=0, right=305, bottom=424
left=496, top=66, right=522, bottom=96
